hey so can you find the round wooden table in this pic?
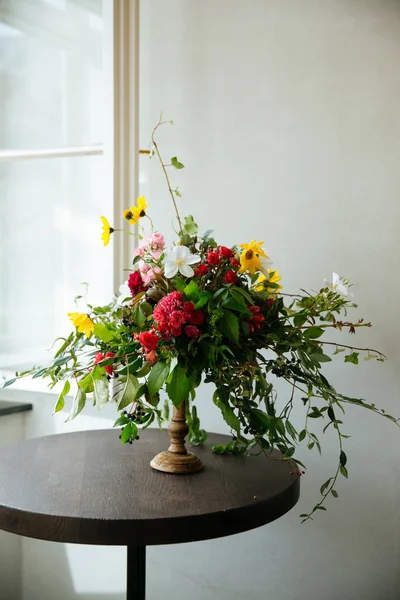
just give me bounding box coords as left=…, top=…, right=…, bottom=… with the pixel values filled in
left=0, top=429, right=300, bottom=599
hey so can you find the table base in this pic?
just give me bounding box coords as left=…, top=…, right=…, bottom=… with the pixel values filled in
left=127, top=546, right=146, bottom=599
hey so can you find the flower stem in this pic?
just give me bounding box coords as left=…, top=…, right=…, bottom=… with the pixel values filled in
left=151, top=117, right=184, bottom=237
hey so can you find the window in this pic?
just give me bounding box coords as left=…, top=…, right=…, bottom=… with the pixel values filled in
left=0, top=0, right=115, bottom=371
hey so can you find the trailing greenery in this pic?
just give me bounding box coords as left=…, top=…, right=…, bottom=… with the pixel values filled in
left=4, top=116, right=396, bottom=521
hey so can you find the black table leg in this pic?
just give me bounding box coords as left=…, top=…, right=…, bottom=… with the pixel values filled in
left=127, top=545, right=146, bottom=600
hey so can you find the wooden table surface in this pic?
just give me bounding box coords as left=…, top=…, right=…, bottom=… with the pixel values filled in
left=0, top=429, right=300, bottom=546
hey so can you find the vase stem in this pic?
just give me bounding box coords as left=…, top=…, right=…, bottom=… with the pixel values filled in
left=150, top=400, right=204, bottom=474
left=167, top=401, right=189, bottom=456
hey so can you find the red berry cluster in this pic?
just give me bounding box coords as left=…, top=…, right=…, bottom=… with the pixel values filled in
left=248, top=305, right=265, bottom=333
left=94, top=351, right=116, bottom=375
left=290, top=470, right=306, bottom=476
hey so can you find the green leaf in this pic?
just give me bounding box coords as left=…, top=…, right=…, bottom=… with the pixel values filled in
left=93, top=377, right=109, bottom=409
left=299, top=429, right=307, bottom=442
left=148, top=361, right=170, bottom=397
left=333, top=347, right=345, bottom=355
left=121, top=422, right=138, bottom=444
left=309, top=352, right=332, bottom=363
left=66, top=387, right=86, bottom=422
left=3, top=377, right=17, bottom=388
left=303, top=327, right=324, bottom=339
left=339, top=464, right=349, bottom=478
left=93, top=323, right=115, bottom=343
left=331, top=489, right=339, bottom=498
left=113, top=415, right=130, bottom=427
left=249, top=409, right=270, bottom=434
left=315, top=506, right=327, bottom=511
left=339, top=450, right=347, bottom=466
left=174, top=187, right=182, bottom=198
left=222, top=296, right=251, bottom=314
left=213, top=391, right=240, bottom=433
left=132, top=305, right=145, bottom=328
left=170, top=156, right=185, bottom=169
left=320, top=478, right=332, bottom=495
left=218, top=309, right=239, bottom=344
left=327, top=406, right=335, bottom=422
left=184, top=280, right=199, bottom=300
left=136, top=362, right=151, bottom=378
left=53, top=380, right=70, bottom=414
left=182, top=214, right=198, bottom=235
left=293, top=314, right=308, bottom=327
left=344, top=352, right=359, bottom=365
left=166, top=363, right=191, bottom=408
left=195, top=291, right=211, bottom=309
left=114, top=374, right=140, bottom=411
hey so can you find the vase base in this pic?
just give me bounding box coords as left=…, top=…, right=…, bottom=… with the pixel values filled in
left=150, top=450, right=204, bottom=474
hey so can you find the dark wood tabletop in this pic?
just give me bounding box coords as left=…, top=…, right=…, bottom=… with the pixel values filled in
left=0, top=429, right=300, bottom=546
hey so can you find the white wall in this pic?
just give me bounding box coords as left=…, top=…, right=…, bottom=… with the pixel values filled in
left=1, top=1, right=400, bottom=599
left=139, top=1, right=400, bottom=599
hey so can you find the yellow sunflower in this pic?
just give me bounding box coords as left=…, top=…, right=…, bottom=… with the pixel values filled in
left=255, top=269, right=282, bottom=293
left=239, top=240, right=267, bottom=275
left=100, top=216, right=114, bottom=247
left=68, top=312, right=94, bottom=338
left=123, top=196, right=149, bottom=225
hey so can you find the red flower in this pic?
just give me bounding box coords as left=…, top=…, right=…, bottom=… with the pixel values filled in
left=218, top=246, right=233, bottom=258
left=185, top=325, right=201, bottom=339
left=194, top=264, right=210, bottom=277
left=224, top=270, right=238, bottom=285
left=145, top=350, right=158, bottom=365
left=170, top=325, right=183, bottom=337
left=128, top=271, right=146, bottom=296
left=189, top=310, right=204, bottom=325
left=139, top=331, right=159, bottom=351
left=94, top=351, right=116, bottom=375
left=183, top=301, right=195, bottom=312
left=207, top=252, right=220, bottom=266
left=169, top=310, right=187, bottom=328
left=230, top=257, right=240, bottom=268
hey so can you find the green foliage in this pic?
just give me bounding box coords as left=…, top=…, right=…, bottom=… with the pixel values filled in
left=6, top=123, right=392, bottom=523
left=147, top=361, right=170, bottom=397
left=166, top=363, right=191, bottom=407
left=170, top=156, right=185, bottom=169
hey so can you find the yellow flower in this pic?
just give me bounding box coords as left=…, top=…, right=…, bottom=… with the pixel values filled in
left=239, top=240, right=268, bottom=275
left=100, top=216, right=114, bottom=247
left=255, top=269, right=282, bottom=293
left=68, top=312, right=94, bottom=338
left=123, top=196, right=149, bottom=225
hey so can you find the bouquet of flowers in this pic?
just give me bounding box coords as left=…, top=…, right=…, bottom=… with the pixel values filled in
left=6, top=117, right=396, bottom=521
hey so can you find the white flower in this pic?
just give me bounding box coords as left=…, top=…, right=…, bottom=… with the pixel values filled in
left=259, top=256, right=274, bottom=276
left=117, top=281, right=131, bottom=305
left=163, top=245, right=200, bottom=278
left=327, top=272, right=353, bottom=298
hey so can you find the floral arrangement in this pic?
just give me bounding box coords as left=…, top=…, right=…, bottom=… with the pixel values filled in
left=6, top=117, right=397, bottom=520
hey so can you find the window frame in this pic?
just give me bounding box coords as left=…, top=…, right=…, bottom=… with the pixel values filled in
left=0, top=0, right=140, bottom=388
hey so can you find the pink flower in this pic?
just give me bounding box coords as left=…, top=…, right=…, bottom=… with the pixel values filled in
left=150, top=233, right=165, bottom=250
left=142, top=266, right=162, bottom=286
left=133, top=236, right=150, bottom=258
left=139, top=261, right=151, bottom=274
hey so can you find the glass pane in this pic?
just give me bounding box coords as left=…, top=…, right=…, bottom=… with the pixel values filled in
left=0, top=155, right=113, bottom=369
left=0, top=0, right=103, bottom=149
